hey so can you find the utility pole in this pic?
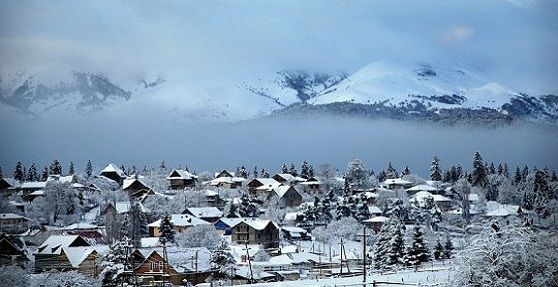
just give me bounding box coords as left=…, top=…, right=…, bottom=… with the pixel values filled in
left=244, top=241, right=254, bottom=283
left=362, top=226, right=367, bottom=285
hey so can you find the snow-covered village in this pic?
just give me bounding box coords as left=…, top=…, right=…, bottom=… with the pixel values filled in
left=1, top=0, right=558, bottom=286
left=0, top=156, right=557, bottom=286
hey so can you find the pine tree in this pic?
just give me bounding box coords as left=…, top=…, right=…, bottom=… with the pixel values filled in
left=514, top=166, right=522, bottom=185
left=160, top=161, right=166, bottom=170
left=13, top=161, right=24, bottom=182
left=532, top=169, right=551, bottom=217
left=552, top=170, right=558, bottom=182
left=210, top=241, right=236, bottom=281
left=288, top=163, right=298, bottom=176
left=373, top=217, right=404, bottom=268
left=281, top=163, right=288, bottom=173
left=488, top=162, right=496, bottom=174
left=401, top=166, right=411, bottom=176
left=238, top=193, right=258, bottom=217
left=128, top=201, right=148, bottom=248
left=433, top=238, right=444, bottom=260
left=159, top=213, right=176, bottom=246
left=503, top=163, right=510, bottom=178
left=471, top=152, right=487, bottom=187
left=521, top=165, right=529, bottom=181
left=443, top=237, right=453, bottom=259
left=49, top=159, right=62, bottom=175
left=68, top=161, right=75, bottom=175
left=497, top=163, right=504, bottom=175
left=85, top=160, right=93, bottom=178
left=430, top=155, right=442, bottom=181
left=253, top=166, right=258, bottom=178
left=101, top=236, right=133, bottom=286
left=308, top=165, right=315, bottom=177
left=385, top=162, right=398, bottom=179
left=0, top=166, right=3, bottom=178
left=405, top=225, right=430, bottom=266
left=41, top=166, right=49, bottom=181
left=26, top=163, right=38, bottom=181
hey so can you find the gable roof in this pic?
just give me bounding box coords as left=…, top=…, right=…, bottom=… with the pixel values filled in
left=230, top=218, right=278, bottom=230
left=0, top=177, right=20, bottom=188
left=184, top=207, right=223, bottom=219
left=381, top=178, right=412, bottom=186
left=148, top=214, right=211, bottom=228
left=36, top=235, right=91, bottom=255
left=122, top=178, right=150, bottom=191
left=100, top=163, right=125, bottom=177
left=167, top=169, right=198, bottom=180
left=20, top=181, right=47, bottom=189
left=272, top=185, right=300, bottom=198
left=105, top=201, right=148, bottom=214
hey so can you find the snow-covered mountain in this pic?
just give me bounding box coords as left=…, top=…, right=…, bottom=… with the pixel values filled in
left=1, top=62, right=556, bottom=125
left=275, top=61, right=558, bottom=125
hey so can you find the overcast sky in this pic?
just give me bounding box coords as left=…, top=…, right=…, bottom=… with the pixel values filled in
left=1, top=0, right=557, bottom=93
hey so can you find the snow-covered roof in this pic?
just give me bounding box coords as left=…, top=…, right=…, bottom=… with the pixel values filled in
left=468, top=193, right=480, bottom=202
left=185, top=207, right=223, bottom=219
left=100, top=163, right=125, bottom=177
left=29, top=190, right=45, bottom=196
left=363, top=216, right=388, bottom=223
left=273, top=173, right=306, bottom=183
left=252, top=178, right=281, bottom=186
left=148, top=214, right=211, bottom=228
left=252, top=254, right=293, bottom=267
left=280, top=245, right=298, bottom=254
left=368, top=206, right=382, bottom=214
left=109, top=201, right=148, bottom=214
left=273, top=185, right=299, bottom=198
left=0, top=177, right=20, bottom=187
left=122, top=177, right=149, bottom=190
left=47, top=175, right=76, bottom=184
left=256, top=182, right=282, bottom=191
left=283, top=212, right=300, bottom=222
left=36, top=235, right=90, bottom=255
left=235, top=266, right=275, bottom=280
left=281, top=226, right=307, bottom=233
left=0, top=213, right=28, bottom=220
left=205, top=189, right=218, bottom=196
left=20, top=181, right=46, bottom=189
left=381, top=178, right=412, bottom=186
left=412, top=191, right=452, bottom=203
left=220, top=217, right=278, bottom=230
left=167, top=169, right=198, bottom=180
left=205, top=176, right=246, bottom=186
left=485, top=203, right=521, bottom=217
left=141, top=237, right=161, bottom=248
left=137, top=246, right=212, bottom=273
left=289, top=251, right=332, bottom=264
left=406, top=184, right=440, bottom=192
left=64, top=223, right=98, bottom=230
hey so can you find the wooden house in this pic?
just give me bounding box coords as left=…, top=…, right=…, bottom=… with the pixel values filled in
left=0, top=234, right=28, bottom=267
left=270, top=186, right=303, bottom=207
left=99, top=163, right=126, bottom=185
left=0, top=177, right=20, bottom=196
left=247, top=178, right=281, bottom=196
left=272, top=173, right=306, bottom=185
left=215, top=170, right=234, bottom=178
left=229, top=218, right=279, bottom=249
left=34, top=235, right=102, bottom=274
left=380, top=178, right=413, bottom=190
left=362, top=216, right=388, bottom=233
left=135, top=250, right=181, bottom=286
left=148, top=214, right=211, bottom=237
left=122, top=177, right=152, bottom=198
left=167, top=169, right=197, bottom=190
left=298, top=176, right=321, bottom=193
left=0, top=213, right=29, bottom=234
left=183, top=207, right=223, bottom=223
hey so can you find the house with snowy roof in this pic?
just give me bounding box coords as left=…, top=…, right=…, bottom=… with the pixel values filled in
left=134, top=249, right=181, bottom=285
left=272, top=173, right=306, bottom=185
left=380, top=178, right=413, bottom=190
left=228, top=218, right=280, bottom=248
left=406, top=184, right=442, bottom=195
left=183, top=207, right=223, bottom=223
left=0, top=213, right=29, bottom=234
left=411, top=191, right=453, bottom=211
left=215, top=170, right=235, bottom=178
left=247, top=178, right=281, bottom=196
left=99, top=163, right=126, bottom=184
left=204, top=176, right=245, bottom=189
left=298, top=176, right=321, bottom=193
left=167, top=169, right=198, bottom=190
left=363, top=216, right=389, bottom=232
left=0, top=177, right=20, bottom=196
left=0, top=234, right=28, bottom=267
left=148, top=214, right=211, bottom=237
left=270, top=186, right=303, bottom=207
left=280, top=226, right=310, bottom=240
left=122, top=177, right=152, bottom=198
left=34, top=235, right=107, bottom=276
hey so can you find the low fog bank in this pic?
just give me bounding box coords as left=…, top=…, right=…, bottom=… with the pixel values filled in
left=0, top=113, right=557, bottom=177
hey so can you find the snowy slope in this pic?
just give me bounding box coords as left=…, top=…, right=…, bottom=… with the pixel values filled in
left=310, top=61, right=520, bottom=110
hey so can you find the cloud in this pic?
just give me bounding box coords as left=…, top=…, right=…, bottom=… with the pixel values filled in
left=442, top=26, right=475, bottom=44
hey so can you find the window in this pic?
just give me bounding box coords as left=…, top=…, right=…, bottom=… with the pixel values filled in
left=159, top=261, right=164, bottom=272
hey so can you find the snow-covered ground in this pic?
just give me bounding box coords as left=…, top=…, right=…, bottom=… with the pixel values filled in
left=234, top=267, right=452, bottom=287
